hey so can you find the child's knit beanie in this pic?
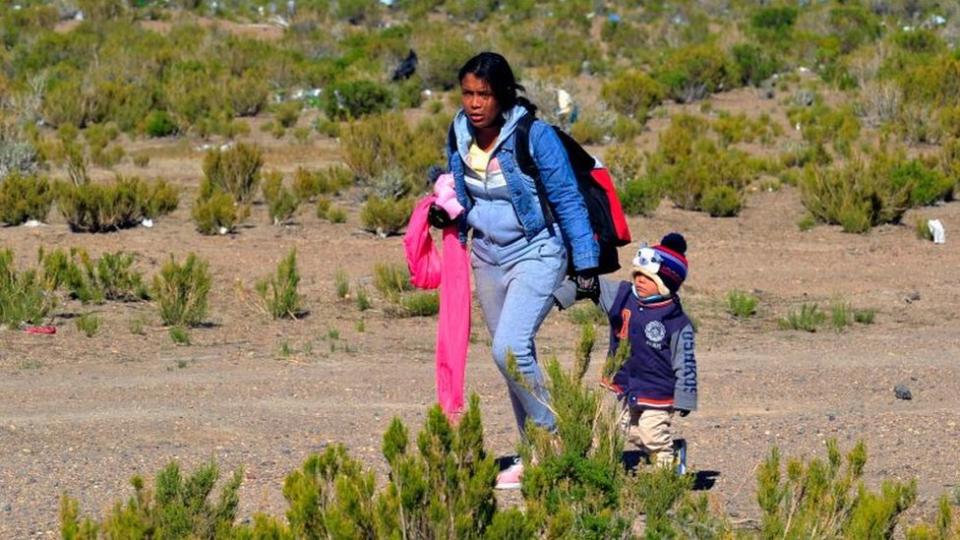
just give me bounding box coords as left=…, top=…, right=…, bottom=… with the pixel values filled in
left=631, top=232, right=689, bottom=296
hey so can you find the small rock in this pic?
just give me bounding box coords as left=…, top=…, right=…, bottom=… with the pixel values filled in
left=4, top=503, right=11, bottom=512
left=894, top=384, right=912, bottom=400
left=904, top=291, right=921, bottom=303
left=827, top=413, right=836, bottom=421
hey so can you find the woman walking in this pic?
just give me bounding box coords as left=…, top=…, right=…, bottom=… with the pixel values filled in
left=432, top=51, right=599, bottom=489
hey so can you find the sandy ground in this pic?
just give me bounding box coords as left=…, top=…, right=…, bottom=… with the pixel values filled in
left=2, top=95, right=960, bottom=537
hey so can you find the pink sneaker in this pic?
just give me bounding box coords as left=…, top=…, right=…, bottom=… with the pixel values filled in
left=495, top=458, right=524, bottom=490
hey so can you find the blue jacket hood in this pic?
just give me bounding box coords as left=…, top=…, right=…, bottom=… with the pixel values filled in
left=452, top=105, right=529, bottom=163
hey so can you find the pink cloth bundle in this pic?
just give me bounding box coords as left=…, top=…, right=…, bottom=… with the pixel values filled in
left=403, top=176, right=470, bottom=421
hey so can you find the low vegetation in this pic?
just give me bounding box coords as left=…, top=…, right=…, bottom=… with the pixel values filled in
left=255, top=249, right=303, bottom=319
left=0, top=249, right=56, bottom=328
left=56, top=176, right=178, bottom=233
left=153, top=253, right=211, bottom=328
left=59, top=327, right=957, bottom=538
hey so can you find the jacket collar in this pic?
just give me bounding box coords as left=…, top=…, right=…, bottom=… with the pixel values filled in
left=453, top=104, right=528, bottom=164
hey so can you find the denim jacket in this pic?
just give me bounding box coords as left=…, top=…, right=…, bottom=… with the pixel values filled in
left=446, top=106, right=600, bottom=272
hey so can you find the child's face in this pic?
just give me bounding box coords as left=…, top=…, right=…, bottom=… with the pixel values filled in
left=633, top=272, right=661, bottom=297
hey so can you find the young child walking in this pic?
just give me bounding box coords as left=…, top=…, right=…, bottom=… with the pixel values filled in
left=569, top=233, right=697, bottom=470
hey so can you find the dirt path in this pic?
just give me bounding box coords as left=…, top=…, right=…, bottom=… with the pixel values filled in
left=2, top=178, right=960, bottom=537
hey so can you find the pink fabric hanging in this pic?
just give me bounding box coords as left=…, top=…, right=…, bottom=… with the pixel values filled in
left=403, top=191, right=470, bottom=421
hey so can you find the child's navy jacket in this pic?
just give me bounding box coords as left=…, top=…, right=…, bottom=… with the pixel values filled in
left=599, top=280, right=698, bottom=411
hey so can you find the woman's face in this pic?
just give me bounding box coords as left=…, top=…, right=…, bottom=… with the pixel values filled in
left=460, top=73, right=502, bottom=130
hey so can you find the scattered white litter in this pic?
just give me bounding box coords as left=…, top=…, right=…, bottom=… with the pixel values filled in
left=928, top=219, right=946, bottom=244
left=23, top=219, right=42, bottom=228
left=798, top=66, right=809, bottom=73
left=141, top=218, right=154, bottom=228
left=557, top=89, right=573, bottom=116
left=218, top=226, right=229, bottom=235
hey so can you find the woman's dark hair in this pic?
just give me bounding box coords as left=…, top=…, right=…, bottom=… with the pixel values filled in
left=458, top=52, right=537, bottom=114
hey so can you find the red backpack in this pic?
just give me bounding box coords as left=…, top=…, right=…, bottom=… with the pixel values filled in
left=514, top=114, right=631, bottom=275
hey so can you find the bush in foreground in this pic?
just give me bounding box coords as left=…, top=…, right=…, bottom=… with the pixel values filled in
left=57, top=326, right=958, bottom=538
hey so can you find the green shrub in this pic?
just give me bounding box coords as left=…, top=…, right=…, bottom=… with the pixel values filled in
left=143, top=110, right=178, bottom=138
left=132, top=153, right=150, bottom=168
left=372, top=262, right=412, bottom=299
left=141, top=179, right=179, bottom=220
left=153, top=253, right=211, bottom=328
left=726, top=290, right=758, bottom=318
left=0, top=249, right=56, bottom=328
left=261, top=171, right=300, bottom=225
left=801, top=158, right=913, bottom=233
left=60, top=461, right=242, bottom=539
left=778, top=303, right=826, bottom=332
left=830, top=299, right=852, bottom=332
left=0, top=172, right=54, bottom=225
left=646, top=115, right=754, bottom=215
left=57, top=176, right=178, bottom=232
left=732, top=43, right=781, bottom=87
left=334, top=269, right=349, bottom=299
left=787, top=104, right=861, bottom=158
left=256, top=249, right=303, bottom=319
left=758, top=440, right=915, bottom=539
left=399, top=291, right=439, bottom=317
left=324, top=79, right=393, bottom=120
left=749, top=5, right=798, bottom=45
left=75, top=313, right=100, bottom=337
left=567, top=302, right=606, bottom=325
left=355, top=285, right=371, bottom=311
left=568, top=114, right=609, bottom=145
left=360, top=196, right=414, bottom=237
left=192, top=190, right=238, bottom=235
left=340, top=112, right=444, bottom=182
left=326, top=205, right=347, bottom=223
left=655, top=44, right=740, bottom=103
left=44, top=249, right=150, bottom=304
left=854, top=308, right=876, bottom=325
left=273, top=100, right=301, bottom=128
left=700, top=184, right=743, bottom=217
left=169, top=326, right=190, bottom=345
left=417, top=29, right=473, bottom=90
left=618, top=176, right=663, bottom=217
left=600, top=69, right=664, bottom=120
left=890, top=159, right=953, bottom=207
left=828, top=5, right=882, bottom=54
left=797, top=213, right=817, bottom=232
left=604, top=143, right=645, bottom=184
left=201, top=143, right=263, bottom=204
left=294, top=165, right=352, bottom=202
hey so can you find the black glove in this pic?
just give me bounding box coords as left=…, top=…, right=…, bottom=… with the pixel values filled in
left=677, top=409, right=690, bottom=418
left=427, top=204, right=455, bottom=229
left=574, top=269, right=599, bottom=301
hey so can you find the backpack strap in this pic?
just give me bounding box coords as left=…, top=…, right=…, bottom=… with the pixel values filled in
left=514, top=113, right=556, bottom=228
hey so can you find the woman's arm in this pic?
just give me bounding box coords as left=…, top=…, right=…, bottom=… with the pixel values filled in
left=529, top=121, right=599, bottom=272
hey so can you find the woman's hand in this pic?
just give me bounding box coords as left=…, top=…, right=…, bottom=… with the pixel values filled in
left=428, top=204, right=456, bottom=229
left=574, top=269, right=599, bottom=301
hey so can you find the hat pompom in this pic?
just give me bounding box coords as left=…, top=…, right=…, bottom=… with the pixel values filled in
left=660, top=232, right=687, bottom=255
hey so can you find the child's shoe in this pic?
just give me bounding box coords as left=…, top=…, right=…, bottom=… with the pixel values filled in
left=674, top=439, right=687, bottom=476
left=495, top=457, right=523, bottom=490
